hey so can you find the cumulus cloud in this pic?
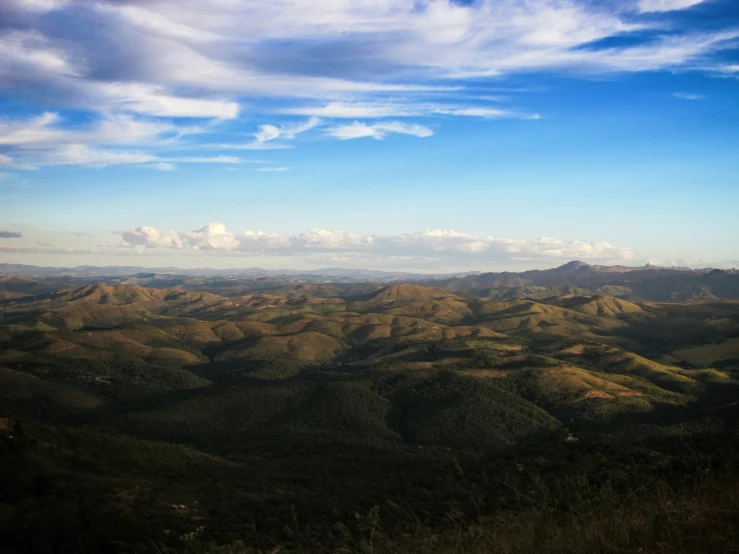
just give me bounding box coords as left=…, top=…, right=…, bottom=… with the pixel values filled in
left=120, top=226, right=182, bottom=248
left=184, top=223, right=240, bottom=251
left=296, top=229, right=373, bottom=250
left=327, top=121, right=434, bottom=140
left=114, top=223, right=634, bottom=263
left=0, top=230, right=23, bottom=238
left=238, top=230, right=292, bottom=250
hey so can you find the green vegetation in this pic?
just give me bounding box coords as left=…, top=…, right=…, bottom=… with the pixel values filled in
left=1, top=277, right=739, bottom=553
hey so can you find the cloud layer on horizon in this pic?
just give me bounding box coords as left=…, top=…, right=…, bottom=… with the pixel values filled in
left=8, top=223, right=739, bottom=269
left=112, top=223, right=635, bottom=265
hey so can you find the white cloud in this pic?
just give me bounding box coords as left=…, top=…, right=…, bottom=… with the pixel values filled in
left=120, top=226, right=183, bottom=248
left=43, top=146, right=241, bottom=168
left=114, top=223, right=634, bottom=263
left=297, top=229, right=372, bottom=250
left=152, top=162, right=175, bottom=171
left=1, top=0, right=736, bottom=166
left=102, top=83, right=239, bottom=119
left=283, top=102, right=416, bottom=119
left=717, top=65, right=739, bottom=73
left=646, top=256, right=713, bottom=267
left=169, top=155, right=241, bottom=164
left=281, top=102, right=539, bottom=120
left=0, top=29, right=78, bottom=76
left=254, top=117, right=320, bottom=145
left=51, top=146, right=157, bottom=167
left=95, top=3, right=221, bottom=43
left=254, top=125, right=281, bottom=143
left=6, top=0, right=69, bottom=12
left=184, top=223, right=240, bottom=251
left=433, top=107, right=540, bottom=119
left=636, top=0, right=705, bottom=13
left=257, top=167, right=288, bottom=172
left=0, top=113, right=243, bottom=167
left=280, top=117, right=321, bottom=139
left=238, top=230, right=292, bottom=250
left=673, top=92, right=704, bottom=100
left=327, top=121, right=434, bottom=140
left=214, top=117, right=320, bottom=151
left=213, top=141, right=293, bottom=151
left=3, top=1, right=734, bottom=103
left=0, top=112, right=176, bottom=148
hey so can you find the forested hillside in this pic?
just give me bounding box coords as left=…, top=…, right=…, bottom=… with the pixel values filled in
left=1, top=275, right=739, bottom=552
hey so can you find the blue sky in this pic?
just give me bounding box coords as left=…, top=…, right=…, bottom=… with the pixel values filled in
left=0, top=0, right=738, bottom=271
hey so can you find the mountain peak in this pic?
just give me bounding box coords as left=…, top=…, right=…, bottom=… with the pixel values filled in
left=554, top=261, right=593, bottom=272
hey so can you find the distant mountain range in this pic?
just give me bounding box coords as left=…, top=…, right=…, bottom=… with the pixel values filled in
left=426, top=261, right=739, bottom=303
left=0, top=260, right=732, bottom=280
left=2, top=261, right=738, bottom=303
left=0, top=262, right=478, bottom=281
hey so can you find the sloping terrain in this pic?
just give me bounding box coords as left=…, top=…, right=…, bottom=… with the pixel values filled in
left=2, top=280, right=737, bottom=430
left=2, top=277, right=739, bottom=553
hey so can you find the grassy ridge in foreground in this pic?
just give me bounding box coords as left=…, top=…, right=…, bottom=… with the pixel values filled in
left=2, top=422, right=739, bottom=553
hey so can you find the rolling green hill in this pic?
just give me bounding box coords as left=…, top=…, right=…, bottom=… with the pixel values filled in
left=1, top=279, right=739, bottom=553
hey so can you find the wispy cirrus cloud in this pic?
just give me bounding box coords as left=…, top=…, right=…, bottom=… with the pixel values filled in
left=101, top=83, right=240, bottom=119
left=214, top=117, right=321, bottom=151
left=636, top=0, right=706, bottom=13
left=327, top=121, right=434, bottom=140
left=0, top=0, right=736, bottom=168
left=281, top=102, right=539, bottom=120
left=673, top=92, right=705, bottom=100
left=0, top=112, right=245, bottom=168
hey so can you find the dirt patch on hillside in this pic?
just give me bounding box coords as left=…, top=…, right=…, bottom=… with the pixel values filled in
left=578, top=390, right=615, bottom=401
